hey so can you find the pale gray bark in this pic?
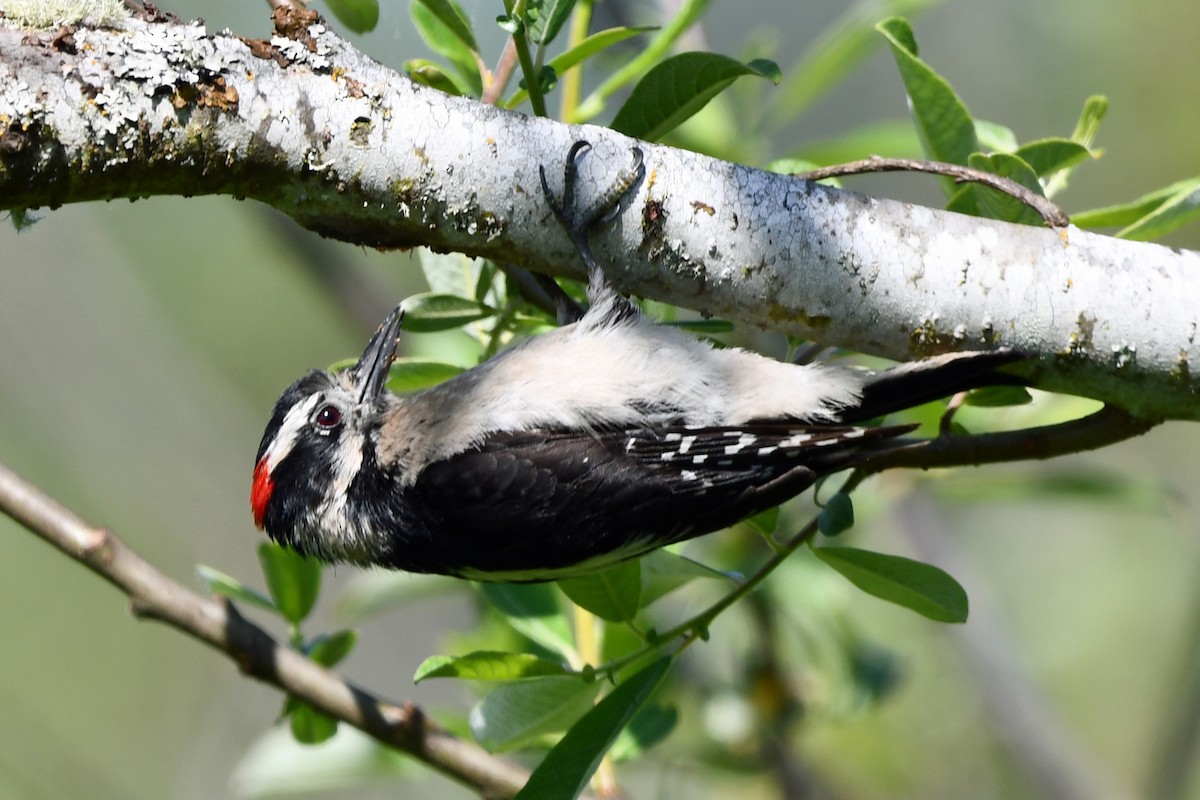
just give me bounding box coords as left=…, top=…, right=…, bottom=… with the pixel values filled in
left=2, top=15, right=1198, bottom=418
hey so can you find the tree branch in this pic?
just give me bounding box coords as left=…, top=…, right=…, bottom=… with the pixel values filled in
left=866, top=405, right=1159, bottom=473
left=2, top=13, right=1200, bottom=421
left=794, top=156, right=1072, bottom=228
left=0, top=459, right=533, bottom=798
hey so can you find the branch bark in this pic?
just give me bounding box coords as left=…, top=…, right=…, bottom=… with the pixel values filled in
left=2, top=12, right=1199, bottom=421
left=0, top=459, right=533, bottom=798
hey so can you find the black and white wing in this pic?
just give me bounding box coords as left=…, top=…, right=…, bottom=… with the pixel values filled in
left=401, top=422, right=915, bottom=580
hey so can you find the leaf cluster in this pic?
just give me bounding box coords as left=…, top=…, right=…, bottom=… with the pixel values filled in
left=200, top=544, right=356, bottom=745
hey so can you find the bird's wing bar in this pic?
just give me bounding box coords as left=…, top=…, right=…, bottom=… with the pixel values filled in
left=621, top=422, right=918, bottom=471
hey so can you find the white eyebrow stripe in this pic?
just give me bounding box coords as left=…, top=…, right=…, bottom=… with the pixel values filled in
left=263, top=394, right=322, bottom=470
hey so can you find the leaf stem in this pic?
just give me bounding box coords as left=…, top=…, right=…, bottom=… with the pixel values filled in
left=596, top=474, right=866, bottom=678
left=506, top=0, right=548, bottom=117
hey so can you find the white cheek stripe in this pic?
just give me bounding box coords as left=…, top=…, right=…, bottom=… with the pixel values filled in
left=329, top=435, right=364, bottom=498
left=315, top=433, right=365, bottom=536
left=263, top=394, right=322, bottom=470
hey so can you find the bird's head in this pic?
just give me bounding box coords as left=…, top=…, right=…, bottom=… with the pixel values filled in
left=250, top=306, right=404, bottom=561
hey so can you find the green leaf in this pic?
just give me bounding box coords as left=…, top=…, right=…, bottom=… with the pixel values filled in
left=415, top=651, right=570, bottom=683
left=974, top=119, right=1017, bottom=153
left=558, top=561, right=642, bottom=623
left=610, top=52, right=782, bottom=142
left=327, top=357, right=465, bottom=393
left=307, top=630, right=358, bottom=668
left=513, top=658, right=671, bottom=800
left=1116, top=180, right=1200, bottom=241
left=770, top=0, right=937, bottom=124
left=418, top=250, right=498, bottom=307
left=258, top=543, right=322, bottom=625
left=812, top=546, right=968, bottom=623
left=385, top=358, right=464, bottom=392
left=517, top=65, right=558, bottom=96
left=877, top=17, right=978, bottom=174
left=1014, top=138, right=1093, bottom=179
left=411, top=0, right=482, bottom=96
left=1075, top=176, right=1200, bottom=236
left=575, top=0, right=712, bottom=122
left=404, top=59, right=468, bottom=96
left=323, top=0, right=379, bottom=34
left=505, top=26, right=655, bottom=109
left=965, top=152, right=1045, bottom=225
left=196, top=564, right=277, bottom=613
left=1072, top=95, right=1108, bottom=146
left=1041, top=96, right=1108, bottom=197
left=744, top=505, right=780, bottom=536
left=290, top=701, right=339, bottom=744
left=470, top=676, right=601, bottom=752
left=638, top=550, right=732, bottom=606
left=1072, top=180, right=1190, bottom=228
left=473, top=260, right=499, bottom=304
left=609, top=703, right=678, bottom=761
left=413, top=0, right=478, bottom=52
left=477, top=583, right=576, bottom=660
left=818, top=492, right=855, bottom=537
left=401, top=293, right=495, bottom=332
left=963, top=385, right=1033, bottom=407
left=526, top=0, right=577, bottom=46
left=938, top=181, right=977, bottom=215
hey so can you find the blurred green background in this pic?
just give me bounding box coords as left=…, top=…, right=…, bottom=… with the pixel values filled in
left=2, top=0, right=1199, bottom=798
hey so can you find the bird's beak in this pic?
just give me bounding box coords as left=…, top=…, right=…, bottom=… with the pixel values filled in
left=354, top=305, right=404, bottom=404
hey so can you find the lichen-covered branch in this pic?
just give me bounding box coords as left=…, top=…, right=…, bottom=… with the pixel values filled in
left=2, top=12, right=1200, bottom=418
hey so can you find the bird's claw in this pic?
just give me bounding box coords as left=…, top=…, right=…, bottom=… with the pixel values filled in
left=540, top=141, right=645, bottom=274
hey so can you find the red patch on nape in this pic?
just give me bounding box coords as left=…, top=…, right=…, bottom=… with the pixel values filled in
left=251, top=458, right=274, bottom=529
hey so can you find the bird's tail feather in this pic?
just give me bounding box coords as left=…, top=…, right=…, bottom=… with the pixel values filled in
left=840, top=350, right=1027, bottom=424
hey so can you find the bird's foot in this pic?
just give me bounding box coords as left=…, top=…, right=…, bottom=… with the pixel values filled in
left=539, top=140, right=645, bottom=274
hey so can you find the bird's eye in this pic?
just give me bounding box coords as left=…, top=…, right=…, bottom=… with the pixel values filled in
left=314, top=404, right=342, bottom=430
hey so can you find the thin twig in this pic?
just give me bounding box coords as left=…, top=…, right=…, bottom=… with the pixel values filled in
left=481, top=38, right=519, bottom=106
left=795, top=156, right=1072, bottom=228
left=865, top=405, right=1158, bottom=473
left=0, top=460, right=535, bottom=799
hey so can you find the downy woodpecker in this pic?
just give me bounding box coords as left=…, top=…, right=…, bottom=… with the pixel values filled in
left=252, top=141, right=1018, bottom=581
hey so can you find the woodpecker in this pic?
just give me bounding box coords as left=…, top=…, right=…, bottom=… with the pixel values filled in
left=252, top=141, right=1020, bottom=581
